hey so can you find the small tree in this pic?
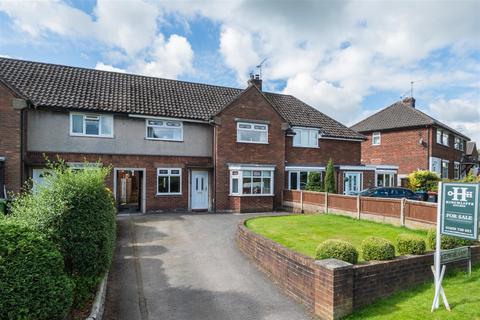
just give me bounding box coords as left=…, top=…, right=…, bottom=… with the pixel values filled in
left=305, top=172, right=323, bottom=192
left=407, top=170, right=440, bottom=191
left=324, top=159, right=336, bottom=193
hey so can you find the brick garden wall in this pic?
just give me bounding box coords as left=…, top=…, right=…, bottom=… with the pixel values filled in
left=237, top=217, right=480, bottom=320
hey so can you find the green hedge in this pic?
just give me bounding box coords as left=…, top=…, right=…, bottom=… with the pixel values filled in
left=427, top=229, right=475, bottom=250
left=362, top=237, right=395, bottom=261
left=397, top=234, right=426, bottom=255
left=0, top=223, right=74, bottom=320
left=0, top=199, right=6, bottom=215
left=8, top=162, right=116, bottom=307
left=315, top=239, right=359, bottom=264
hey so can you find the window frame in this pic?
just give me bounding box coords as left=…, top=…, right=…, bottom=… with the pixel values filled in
left=156, top=168, right=182, bottom=196
left=372, top=132, right=381, bottom=146
left=454, top=161, right=460, bottom=180
left=69, top=112, right=114, bottom=138
left=145, top=118, right=184, bottom=142
left=292, top=127, right=319, bottom=148
left=441, top=160, right=449, bottom=179
left=288, top=170, right=324, bottom=190
left=229, top=169, right=274, bottom=196
left=236, top=122, right=269, bottom=144
left=375, top=172, right=395, bottom=187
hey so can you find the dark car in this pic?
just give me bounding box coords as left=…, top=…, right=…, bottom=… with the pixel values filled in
left=358, top=187, right=421, bottom=200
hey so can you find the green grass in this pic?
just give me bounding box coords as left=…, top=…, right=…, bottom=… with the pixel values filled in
left=245, top=214, right=428, bottom=260
left=345, top=266, right=480, bottom=320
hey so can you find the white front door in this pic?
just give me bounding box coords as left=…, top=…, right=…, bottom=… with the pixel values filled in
left=191, top=171, right=209, bottom=210
left=32, top=168, right=53, bottom=192
left=344, top=172, right=362, bottom=195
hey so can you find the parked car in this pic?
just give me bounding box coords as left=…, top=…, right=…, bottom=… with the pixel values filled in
left=358, top=187, right=421, bottom=200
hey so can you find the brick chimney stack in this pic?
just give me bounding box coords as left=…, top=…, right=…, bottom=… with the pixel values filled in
left=402, top=97, right=416, bottom=108
left=248, top=73, right=262, bottom=91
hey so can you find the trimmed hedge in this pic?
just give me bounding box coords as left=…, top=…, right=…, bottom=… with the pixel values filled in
left=362, top=237, right=395, bottom=261
left=315, top=239, right=359, bottom=264
left=397, top=234, right=426, bottom=255
left=0, top=223, right=74, bottom=320
left=8, top=162, right=116, bottom=307
left=427, top=229, right=475, bottom=250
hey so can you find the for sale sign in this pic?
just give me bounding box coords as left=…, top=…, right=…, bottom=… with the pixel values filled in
left=440, top=183, right=479, bottom=240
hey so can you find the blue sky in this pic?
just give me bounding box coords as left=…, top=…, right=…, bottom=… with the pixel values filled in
left=0, top=0, right=479, bottom=142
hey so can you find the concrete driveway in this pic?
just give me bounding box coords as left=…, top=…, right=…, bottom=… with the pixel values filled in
left=104, top=213, right=310, bottom=320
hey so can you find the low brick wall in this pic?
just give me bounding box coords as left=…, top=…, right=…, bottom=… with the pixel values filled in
left=237, top=218, right=480, bottom=320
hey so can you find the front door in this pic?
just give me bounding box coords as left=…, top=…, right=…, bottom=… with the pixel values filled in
left=344, top=172, right=362, bottom=195
left=191, top=171, right=209, bottom=210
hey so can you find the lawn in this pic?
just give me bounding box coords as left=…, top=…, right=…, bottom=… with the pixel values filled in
left=345, top=266, right=480, bottom=320
left=245, top=214, right=429, bottom=260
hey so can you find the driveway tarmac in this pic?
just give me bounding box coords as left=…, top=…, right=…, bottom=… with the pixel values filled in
left=104, top=213, right=310, bottom=320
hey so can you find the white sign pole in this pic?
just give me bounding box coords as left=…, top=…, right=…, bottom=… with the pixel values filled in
left=433, top=182, right=443, bottom=311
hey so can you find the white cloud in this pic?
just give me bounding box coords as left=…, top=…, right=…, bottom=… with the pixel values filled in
left=94, top=62, right=126, bottom=73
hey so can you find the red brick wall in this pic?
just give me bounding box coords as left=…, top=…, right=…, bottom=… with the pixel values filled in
left=214, top=86, right=286, bottom=211
left=430, top=127, right=466, bottom=179
left=26, top=151, right=212, bottom=212
left=360, top=128, right=429, bottom=176
left=230, top=196, right=274, bottom=213
left=0, top=83, right=23, bottom=194
left=286, top=137, right=361, bottom=166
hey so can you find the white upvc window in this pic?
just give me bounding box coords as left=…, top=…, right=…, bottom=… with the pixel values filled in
left=230, top=169, right=274, bottom=195
left=441, top=160, right=449, bottom=179
left=157, top=168, right=182, bottom=195
left=237, top=122, right=268, bottom=144
left=454, top=162, right=460, bottom=180
left=376, top=172, right=395, bottom=187
left=288, top=170, right=323, bottom=190
left=146, top=119, right=183, bottom=141
left=372, top=132, right=381, bottom=146
left=430, top=157, right=442, bottom=176
left=70, top=113, right=113, bottom=137
left=293, top=127, right=319, bottom=148
left=436, top=129, right=442, bottom=144
left=442, top=132, right=449, bottom=146
left=454, top=137, right=464, bottom=151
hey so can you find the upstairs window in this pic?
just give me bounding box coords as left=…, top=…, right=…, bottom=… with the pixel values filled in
left=372, top=132, right=381, bottom=146
left=454, top=137, right=464, bottom=151
left=70, top=113, right=113, bottom=137
left=237, top=122, right=268, bottom=144
left=436, top=130, right=442, bottom=144
left=146, top=119, right=183, bottom=141
left=442, top=132, right=449, bottom=146
left=293, top=128, right=319, bottom=148
left=436, top=128, right=449, bottom=147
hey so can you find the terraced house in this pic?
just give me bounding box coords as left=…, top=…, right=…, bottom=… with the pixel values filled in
left=351, top=97, right=474, bottom=186
left=0, top=58, right=396, bottom=213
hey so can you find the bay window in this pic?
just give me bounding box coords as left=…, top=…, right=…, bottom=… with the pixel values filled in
left=146, top=119, right=183, bottom=141
left=229, top=168, right=274, bottom=195
left=157, top=168, right=182, bottom=195
left=70, top=113, right=113, bottom=137
left=237, top=122, right=268, bottom=144
left=293, top=127, right=319, bottom=148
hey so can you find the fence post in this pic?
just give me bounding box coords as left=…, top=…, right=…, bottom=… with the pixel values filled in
left=357, top=195, right=361, bottom=220
left=300, top=190, right=304, bottom=214
left=400, top=198, right=406, bottom=226
left=324, top=192, right=328, bottom=213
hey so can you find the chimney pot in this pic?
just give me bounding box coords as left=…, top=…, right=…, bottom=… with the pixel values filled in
left=248, top=74, right=262, bottom=91
left=402, top=97, right=416, bottom=108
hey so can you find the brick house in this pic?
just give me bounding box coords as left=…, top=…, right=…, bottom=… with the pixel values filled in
left=0, top=58, right=394, bottom=212
left=351, top=97, right=473, bottom=186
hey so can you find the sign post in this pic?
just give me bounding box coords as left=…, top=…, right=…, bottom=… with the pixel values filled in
left=432, top=182, right=480, bottom=312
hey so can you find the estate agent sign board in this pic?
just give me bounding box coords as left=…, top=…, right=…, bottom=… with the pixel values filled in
left=432, top=182, right=480, bottom=312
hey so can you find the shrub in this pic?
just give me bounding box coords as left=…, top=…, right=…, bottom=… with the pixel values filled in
left=426, top=229, right=475, bottom=250
left=0, top=223, right=74, bottom=320
left=324, top=159, right=336, bottom=193
left=306, top=172, right=324, bottom=192
left=396, top=234, right=426, bottom=255
left=362, top=237, right=395, bottom=261
left=315, top=239, right=359, bottom=264
left=407, top=170, right=440, bottom=191
left=8, top=161, right=116, bottom=307
left=0, top=199, right=5, bottom=215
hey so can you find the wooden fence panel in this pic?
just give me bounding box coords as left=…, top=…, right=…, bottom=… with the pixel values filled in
left=360, top=197, right=401, bottom=217
left=405, top=201, right=436, bottom=223
left=328, top=194, right=357, bottom=212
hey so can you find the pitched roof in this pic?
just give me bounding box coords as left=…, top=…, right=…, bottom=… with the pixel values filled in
left=350, top=99, right=470, bottom=140
left=0, top=58, right=364, bottom=140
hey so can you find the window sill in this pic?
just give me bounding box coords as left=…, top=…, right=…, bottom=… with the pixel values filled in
left=229, top=194, right=274, bottom=197
left=155, top=193, right=182, bottom=197
left=70, top=134, right=114, bottom=139
left=236, top=140, right=269, bottom=145
left=292, top=145, right=319, bottom=148
left=146, top=137, right=183, bottom=142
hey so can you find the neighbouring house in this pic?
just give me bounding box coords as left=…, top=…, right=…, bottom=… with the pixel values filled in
left=463, top=141, right=480, bottom=176
left=351, top=97, right=474, bottom=186
left=0, top=58, right=395, bottom=212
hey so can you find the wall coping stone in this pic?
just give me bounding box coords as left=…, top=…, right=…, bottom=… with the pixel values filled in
left=316, top=259, right=353, bottom=270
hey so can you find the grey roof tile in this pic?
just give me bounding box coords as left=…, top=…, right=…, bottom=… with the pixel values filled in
left=0, top=58, right=363, bottom=139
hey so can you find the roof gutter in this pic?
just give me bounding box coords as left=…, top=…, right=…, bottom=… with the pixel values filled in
left=319, top=136, right=365, bottom=142
left=128, top=114, right=209, bottom=124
